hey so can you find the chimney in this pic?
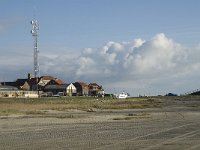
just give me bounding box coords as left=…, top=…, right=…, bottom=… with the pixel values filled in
left=28, top=73, right=32, bottom=80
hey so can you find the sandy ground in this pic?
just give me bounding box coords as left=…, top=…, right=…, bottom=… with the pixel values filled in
left=0, top=97, right=200, bottom=150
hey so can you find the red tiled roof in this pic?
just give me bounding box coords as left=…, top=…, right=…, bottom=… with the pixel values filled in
left=40, top=76, right=55, bottom=80
left=77, top=82, right=88, bottom=87
left=88, top=83, right=99, bottom=86
left=55, top=79, right=64, bottom=85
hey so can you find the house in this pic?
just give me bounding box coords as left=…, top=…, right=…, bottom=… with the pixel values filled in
left=28, top=77, right=39, bottom=91
left=43, top=83, right=76, bottom=96
left=28, top=75, right=64, bottom=91
left=0, top=82, right=16, bottom=87
left=73, top=82, right=89, bottom=96
left=55, top=79, right=64, bottom=85
left=15, top=79, right=30, bottom=90
left=0, top=85, right=18, bottom=97
left=66, top=83, right=77, bottom=96
left=0, top=79, right=30, bottom=91
left=43, top=84, right=68, bottom=95
left=88, top=83, right=104, bottom=96
left=38, top=76, right=64, bottom=87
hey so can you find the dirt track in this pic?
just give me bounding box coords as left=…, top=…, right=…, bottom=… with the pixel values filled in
left=0, top=97, right=200, bottom=150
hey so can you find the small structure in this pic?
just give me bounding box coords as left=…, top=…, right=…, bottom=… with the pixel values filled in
left=43, top=84, right=68, bottom=95
left=24, top=92, right=39, bottom=98
left=38, top=76, right=54, bottom=87
left=1, top=79, right=30, bottom=91
left=28, top=77, right=39, bottom=91
left=15, top=79, right=30, bottom=90
left=66, top=83, right=77, bottom=96
left=73, top=82, right=89, bottom=96
left=88, top=83, right=104, bottom=96
left=28, top=75, right=64, bottom=91
left=43, top=83, right=77, bottom=96
left=0, top=85, right=38, bottom=98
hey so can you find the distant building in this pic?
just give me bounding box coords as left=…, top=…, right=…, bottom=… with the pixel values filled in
left=28, top=77, right=39, bottom=91
left=66, top=83, right=77, bottom=96
left=43, top=84, right=68, bottom=95
left=0, top=85, right=37, bottom=98
left=0, top=73, right=105, bottom=97
left=27, top=75, right=64, bottom=91
left=37, top=76, right=64, bottom=91
left=43, top=83, right=76, bottom=96
left=73, top=82, right=89, bottom=96
left=0, top=82, right=16, bottom=87
left=0, top=79, right=30, bottom=91
left=88, top=83, right=104, bottom=96
left=15, top=79, right=30, bottom=90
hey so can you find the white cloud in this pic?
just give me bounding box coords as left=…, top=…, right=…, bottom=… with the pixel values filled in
left=71, top=33, right=199, bottom=95
left=1, top=33, right=200, bottom=95
left=76, top=57, right=97, bottom=77
left=82, top=48, right=94, bottom=55
left=131, top=33, right=187, bottom=75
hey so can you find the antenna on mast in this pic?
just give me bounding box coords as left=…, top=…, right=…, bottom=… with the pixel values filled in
left=31, top=19, right=40, bottom=79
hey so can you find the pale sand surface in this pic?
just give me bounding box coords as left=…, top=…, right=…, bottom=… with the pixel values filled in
left=0, top=98, right=200, bottom=150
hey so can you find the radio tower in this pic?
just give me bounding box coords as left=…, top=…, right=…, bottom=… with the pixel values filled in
left=31, top=20, right=39, bottom=79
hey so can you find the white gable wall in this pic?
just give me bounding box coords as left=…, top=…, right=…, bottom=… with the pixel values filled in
left=67, top=83, right=77, bottom=95
left=38, top=79, right=50, bottom=86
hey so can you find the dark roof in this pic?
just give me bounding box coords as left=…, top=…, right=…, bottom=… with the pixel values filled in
left=16, top=79, right=28, bottom=86
left=1, top=82, right=16, bottom=87
left=44, top=84, right=69, bottom=90
left=1, top=79, right=29, bottom=88
left=28, top=78, right=39, bottom=85
left=74, top=82, right=88, bottom=88
left=88, top=83, right=100, bottom=87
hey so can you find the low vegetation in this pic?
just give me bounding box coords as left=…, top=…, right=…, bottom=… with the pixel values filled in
left=113, top=112, right=151, bottom=121
left=0, top=95, right=198, bottom=116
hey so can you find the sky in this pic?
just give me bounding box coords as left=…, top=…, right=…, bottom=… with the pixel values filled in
left=1, top=0, right=200, bottom=96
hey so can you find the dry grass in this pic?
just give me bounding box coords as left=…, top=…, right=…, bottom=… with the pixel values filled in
left=0, top=96, right=163, bottom=116
left=113, top=112, right=151, bottom=121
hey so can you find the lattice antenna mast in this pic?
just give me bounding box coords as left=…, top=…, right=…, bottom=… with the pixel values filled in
left=31, top=20, right=39, bottom=78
